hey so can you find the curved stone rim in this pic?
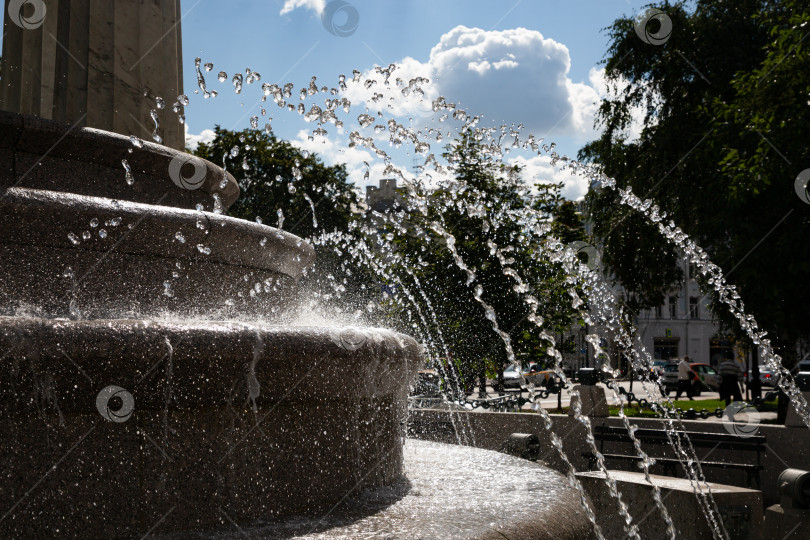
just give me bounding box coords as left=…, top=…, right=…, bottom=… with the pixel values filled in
left=188, top=440, right=595, bottom=540
left=0, top=187, right=315, bottom=278
left=0, top=110, right=239, bottom=209
left=0, top=317, right=423, bottom=537
left=0, top=316, right=424, bottom=410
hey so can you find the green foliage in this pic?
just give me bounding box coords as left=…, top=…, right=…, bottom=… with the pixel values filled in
left=193, top=126, right=358, bottom=238
left=193, top=126, right=377, bottom=313
left=388, top=130, right=587, bottom=388
left=580, top=0, right=809, bottom=357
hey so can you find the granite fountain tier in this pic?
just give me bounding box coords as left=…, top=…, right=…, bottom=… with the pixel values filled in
left=0, top=317, right=420, bottom=537
left=0, top=113, right=594, bottom=538
left=0, top=111, right=308, bottom=321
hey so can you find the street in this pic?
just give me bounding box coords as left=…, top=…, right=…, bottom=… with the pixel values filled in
left=469, top=379, right=762, bottom=413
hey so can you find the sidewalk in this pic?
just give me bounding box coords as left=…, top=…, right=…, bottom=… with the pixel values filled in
left=467, top=382, right=777, bottom=424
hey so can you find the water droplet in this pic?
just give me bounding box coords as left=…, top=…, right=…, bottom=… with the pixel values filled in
left=288, top=183, right=296, bottom=194
left=194, top=57, right=210, bottom=97
left=177, top=94, right=189, bottom=106
left=250, top=115, right=259, bottom=129
left=260, top=237, right=267, bottom=247
left=98, top=229, right=107, bottom=239
left=82, top=231, right=91, bottom=240
left=175, top=231, right=186, bottom=243
left=122, top=159, right=134, bottom=185
left=150, top=109, right=162, bottom=143
left=196, top=244, right=211, bottom=255
left=155, top=96, right=165, bottom=109
left=218, top=71, right=227, bottom=82
left=90, top=218, right=99, bottom=228
left=67, top=232, right=80, bottom=245
left=204, top=62, right=213, bottom=72
left=163, top=281, right=174, bottom=297
left=129, top=136, right=144, bottom=148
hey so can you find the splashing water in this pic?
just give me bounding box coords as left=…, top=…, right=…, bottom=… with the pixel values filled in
left=194, top=57, right=211, bottom=98
left=124, top=58, right=810, bottom=540
left=149, top=109, right=162, bottom=143
left=121, top=159, right=134, bottom=185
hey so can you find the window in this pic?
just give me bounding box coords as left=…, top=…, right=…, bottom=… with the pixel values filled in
left=669, top=296, right=678, bottom=319
left=689, top=297, right=699, bottom=320
left=654, top=337, right=679, bottom=361
left=655, top=305, right=662, bottom=318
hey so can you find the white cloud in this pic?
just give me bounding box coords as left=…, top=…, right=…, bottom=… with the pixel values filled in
left=344, top=26, right=603, bottom=141
left=288, top=129, right=380, bottom=188
left=587, top=66, right=647, bottom=142
left=184, top=124, right=216, bottom=151
left=279, top=0, right=325, bottom=16
left=508, top=154, right=591, bottom=201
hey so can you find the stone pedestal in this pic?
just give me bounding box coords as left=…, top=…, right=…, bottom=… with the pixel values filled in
left=764, top=504, right=809, bottom=539
left=1, top=0, right=185, bottom=149
left=785, top=391, right=810, bottom=427
left=569, top=384, right=609, bottom=417
left=577, top=470, right=764, bottom=539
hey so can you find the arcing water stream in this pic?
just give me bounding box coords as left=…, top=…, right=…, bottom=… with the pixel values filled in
left=114, top=59, right=810, bottom=539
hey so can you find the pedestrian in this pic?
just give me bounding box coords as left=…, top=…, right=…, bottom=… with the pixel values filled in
left=675, top=356, right=694, bottom=400
left=718, top=356, right=743, bottom=407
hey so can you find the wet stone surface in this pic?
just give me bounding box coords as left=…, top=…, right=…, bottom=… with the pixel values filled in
left=163, top=440, right=594, bottom=540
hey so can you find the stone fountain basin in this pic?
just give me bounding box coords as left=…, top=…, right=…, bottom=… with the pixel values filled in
left=0, top=187, right=315, bottom=320
left=0, top=111, right=239, bottom=211
left=0, top=317, right=421, bottom=537
left=161, top=440, right=596, bottom=540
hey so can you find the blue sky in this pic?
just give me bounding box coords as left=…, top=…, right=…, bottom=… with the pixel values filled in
left=177, top=0, right=663, bottom=198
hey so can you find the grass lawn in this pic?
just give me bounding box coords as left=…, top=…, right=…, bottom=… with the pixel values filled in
left=553, top=398, right=778, bottom=418
left=607, top=398, right=778, bottom=418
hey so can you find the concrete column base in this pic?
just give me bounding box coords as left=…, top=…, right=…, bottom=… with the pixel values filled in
left=784, top=391, right=810, bottom=427
left=764, top=505, right=810, bottom=539
left=568, top=385, right=609, bottom=417
left=577, top=470, right=764, bottom=539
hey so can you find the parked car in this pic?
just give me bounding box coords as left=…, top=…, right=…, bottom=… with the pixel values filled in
left=501, top=364, right=524, bottom=389
left=500, top=363, right=539, bottom=389
left=500, top=363, right=561, bottom=389
left=524, top=367, right=560, bottom=388
left=744, top=368, right=780, bottom=388
left=690, top=363, right=720, bottom=393
left=661, top=362, right=719, bottom=396
left=650, top=360, right=670, bottom=380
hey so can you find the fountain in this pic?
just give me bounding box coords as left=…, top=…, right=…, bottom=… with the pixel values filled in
left=0, top=2, right=594, bottom=538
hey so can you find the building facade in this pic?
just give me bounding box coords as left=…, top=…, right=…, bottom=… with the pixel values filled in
left=562, top=201, right=738, bottom=373
left=634, top=262, right=733, bottom=366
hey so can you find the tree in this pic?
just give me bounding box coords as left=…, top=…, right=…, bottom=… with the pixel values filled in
left=579, top=0, right=810, bottom=363
left=193, top=127, right=377, bottom=313
left=388, top=130, right=586, bottom=396
left=194, top=126, right=359, bottom=239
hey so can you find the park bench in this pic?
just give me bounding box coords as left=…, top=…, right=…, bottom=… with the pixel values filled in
left=583, top=425, right=765, bottom=489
